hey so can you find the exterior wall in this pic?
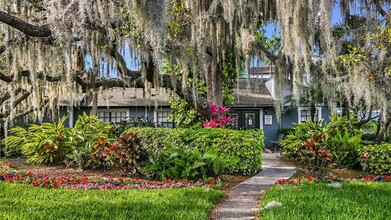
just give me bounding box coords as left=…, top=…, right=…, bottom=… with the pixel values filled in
left=321, top=106, right=331, bottom=124
left=51, top=105, right=333, bottom=149
left=11, top=106, right=70, bottom=129
left=262, top=107, right=281, bottom=148
left=71, top=106, right=166, bottom=126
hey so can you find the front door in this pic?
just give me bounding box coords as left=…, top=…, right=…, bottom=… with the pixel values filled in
left=230, top=110, right=259, bottom=130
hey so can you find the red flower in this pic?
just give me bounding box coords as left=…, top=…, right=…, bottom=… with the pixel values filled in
left=217, top=116, right=232, bottom=124
left=307, top=176, right=313, bottom=182
left=208, top=103, right=220, bottom=115
left=218, top=106, right=230, bottom=113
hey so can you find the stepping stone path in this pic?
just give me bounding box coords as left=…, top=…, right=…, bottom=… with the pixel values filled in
left=215, top=153, right=296, bottom=220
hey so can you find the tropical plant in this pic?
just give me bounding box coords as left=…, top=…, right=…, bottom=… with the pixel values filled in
left=325, top=128, right=362, bottom=167
left=144, top=145, right=238, bottom=180
left=88, top=132, right=142, bottom=174
left=202, top=104, right=232, bottom=128
left=4, top=117, right=72, bottom=164
left=281, top=114, right=363, bottom=171
left=65, top=113, right=112, bottom=168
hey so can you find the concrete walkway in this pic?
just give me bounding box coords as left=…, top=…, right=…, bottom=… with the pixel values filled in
left=215, top=153, right=296, bottom=220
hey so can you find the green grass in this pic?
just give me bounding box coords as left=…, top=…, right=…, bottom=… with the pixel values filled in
left=0, top=182, right=223, bottom=220
left=260, top=182, right=391, bottom=220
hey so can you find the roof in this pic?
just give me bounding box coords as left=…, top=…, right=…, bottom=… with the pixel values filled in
left=231, top=79, right=274, bottom=107
left=64, top=79, right=274, bottom=108
left=79, top=87, right=170, bottom=107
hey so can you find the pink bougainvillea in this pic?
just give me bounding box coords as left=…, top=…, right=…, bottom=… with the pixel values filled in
left=202, top=103, right=232, bottom=129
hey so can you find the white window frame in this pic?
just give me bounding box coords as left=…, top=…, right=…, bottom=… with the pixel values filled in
left=154, top=108, right=174, bottom=127
left=298, top=106, right=322, bottom=123
left=94, top=108, right=129, bottom=123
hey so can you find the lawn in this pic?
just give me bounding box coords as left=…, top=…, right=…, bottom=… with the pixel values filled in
left=0, top=182, right=223, bottom=220
left=260, top=181, right=391, bottom=220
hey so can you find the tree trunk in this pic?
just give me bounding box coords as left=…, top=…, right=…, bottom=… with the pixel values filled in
left=375, top=110, right=385, bottom=143
left=310, top=102, right=316, bottom=122
left=91, top=91, right=98, bottom=116
left=204, top=53, right=223, bottom=106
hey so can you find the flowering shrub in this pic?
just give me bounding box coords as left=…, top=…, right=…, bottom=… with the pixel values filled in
left=0, top=162, right=217, bottom=190
left=202, top=103, right=232, bottom=128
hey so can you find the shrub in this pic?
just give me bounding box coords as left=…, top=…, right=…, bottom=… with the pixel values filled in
left=2, top=126, right=26, bottom=157
left=66, top=113, right=112, bottom=168
left=88, top=132, right=142, bottom=174
left=126, top=127, right=264, bottom=175
left=277, top=128, right=295, bottom=136
left=4, top=117, right=71, bottom=164
left=360, top=144, right=391, bottom=174
left=144, top=145, right=238, bottom=180
left=281, top=114, right=363, bottom=172
left=4, top=114, right=113, bottom=165
left=110, top=116, right=159, bottom=138
left=325, top=128, right=362, bottom=167
left=281, top=121, right=333, bottom=175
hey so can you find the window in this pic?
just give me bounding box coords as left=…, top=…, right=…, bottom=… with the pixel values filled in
left=230, top=113, right=239, bottom=129
left=298, top=107, right=322, bottom=123
left=156, top=110, right=175, bottom=128
left=96, top=109, right=129, bottom=123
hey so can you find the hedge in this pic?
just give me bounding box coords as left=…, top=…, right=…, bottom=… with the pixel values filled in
left=126, top=128, right=264, bottom=175
left=360, top=144, right=391, bottom=174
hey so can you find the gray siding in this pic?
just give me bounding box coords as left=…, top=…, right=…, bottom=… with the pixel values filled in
left=262, top=107, right=280, bottom=148
left=71, top=106, right=163, bottom=126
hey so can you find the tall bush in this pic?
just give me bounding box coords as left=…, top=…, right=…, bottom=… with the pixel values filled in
left=126, top=127, right=264, bottom=175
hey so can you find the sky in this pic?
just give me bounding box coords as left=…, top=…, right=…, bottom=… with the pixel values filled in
left=264, top=2, right=346, bottom=38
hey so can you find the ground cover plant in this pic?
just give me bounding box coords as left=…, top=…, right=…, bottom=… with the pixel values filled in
left=260, top=176, right=391, bottom=220
left=0, top=181, right=223, bottom=220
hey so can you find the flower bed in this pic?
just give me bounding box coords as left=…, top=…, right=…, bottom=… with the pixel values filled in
left=0, top=162, right=217, bottom=190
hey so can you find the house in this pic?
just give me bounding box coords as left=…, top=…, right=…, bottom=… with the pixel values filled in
left=7, top=68, right=329, bottom=148
left=51, top=67, right=330, bottom=148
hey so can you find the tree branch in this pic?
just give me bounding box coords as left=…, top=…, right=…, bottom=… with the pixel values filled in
left=253, top=40, right=278, bottom=62
left=143, top=53, right=212, bottom=118
left=373, top=0, right=387, bottom=17
left=0, top=11, right=52, bottom=37
left=0, top=88, right=24, bottom=105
